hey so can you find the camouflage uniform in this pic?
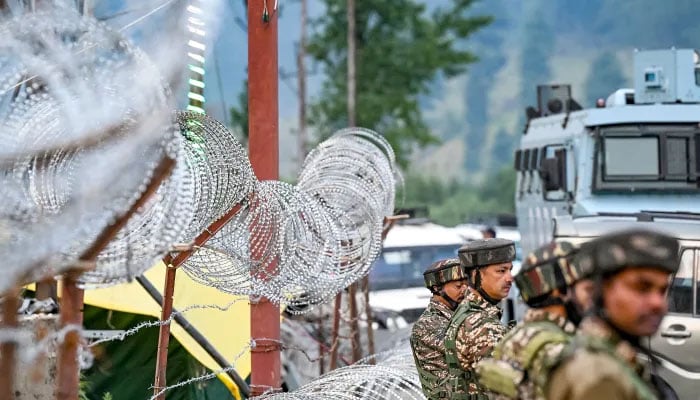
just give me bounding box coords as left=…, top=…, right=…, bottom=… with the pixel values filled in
left=476, top=241, right=593, bottom=400
left=477, top=309, right=575, bottom=400
left=445, top=288, right=508, bottom=399
left=546, top=229, right=681, bottom=400
left=410, top=258, right=468, bottom=400
left=547, top=317, right=659, bottom=400
left=410, top=298, right=455, bottom=399
left=443, top=238, right=516, bottom=399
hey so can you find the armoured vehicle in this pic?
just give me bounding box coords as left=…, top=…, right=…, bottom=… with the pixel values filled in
left=514, top=48, right=700, bottom=400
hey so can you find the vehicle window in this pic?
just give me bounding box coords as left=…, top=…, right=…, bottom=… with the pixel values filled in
left=369, top=245, right=461, bottom=291
left=604, top=137, right=659, bottom=178
left=668, top=249, right=694, bottom=314
left=666, top=137, right=689, bottom=178
left=594, top=125, right=700, bottom=191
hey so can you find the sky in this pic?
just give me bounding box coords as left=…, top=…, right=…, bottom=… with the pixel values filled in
left=95, top=0, right=327, bottom=176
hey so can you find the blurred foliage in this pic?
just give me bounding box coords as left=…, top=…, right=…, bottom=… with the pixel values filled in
left=464, top=0, right=510, bottom=173
left=399, top=167, right=516, bottom=226
left=306, top=0, right=492, bottom=167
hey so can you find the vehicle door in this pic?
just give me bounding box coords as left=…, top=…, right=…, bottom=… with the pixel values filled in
left=649, top=247, right=700, bottom=400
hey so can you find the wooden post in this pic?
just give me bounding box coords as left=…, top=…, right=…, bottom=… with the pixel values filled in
left=296, top=0, right=308, bottom=169
left=248, top=0, right=281, bottom=395
left=0, top=288, right=19, bottom=400
left=328, top=292, right=342, bottom=370
left=152, top=264, right=177, bottom=398
left=346, top=0, right=356, bottom=127
left=361, top=276, right=375, bottom=358
left=55, top=272, right=84, bottom=400
left=151, top=202, right=245, bottom=400
left=56, top=156, right=175, bottom=400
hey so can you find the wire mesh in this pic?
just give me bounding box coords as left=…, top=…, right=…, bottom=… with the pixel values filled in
left=254, top=342, right=425, bottom=400
left=0, top=4, right=176, bottom=291
left=181, top=126, right=398, bottom=311
left=175, top=111, right=256, bottom=241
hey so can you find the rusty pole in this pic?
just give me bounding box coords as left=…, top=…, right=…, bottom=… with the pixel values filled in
left=152, top=261, right=177, bottom=398
left=344, top=0, right=363, bottom=364
left=328, top=292, right=342, bottom=370
left=56, top=272, right=85, bottom=400
left=296, top=0, right=308, bottom=169
left=0, top=288, right=19, bottom=400
left=56, top=156, right=175, bottom=400
left=152, top=203, right=244, bottom=399
left=248, top=0, right=280, bottom=394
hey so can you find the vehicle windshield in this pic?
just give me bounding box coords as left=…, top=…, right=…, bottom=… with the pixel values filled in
left=369, top=244, right=462, bottom=291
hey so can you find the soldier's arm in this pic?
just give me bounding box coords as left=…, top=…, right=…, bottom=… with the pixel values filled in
left=456, top=318, right=507, bottom=370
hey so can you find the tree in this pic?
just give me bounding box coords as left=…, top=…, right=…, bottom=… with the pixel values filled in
left=306, top=0, right=492, bottom=166
left=463, top=0, right=510, bottom=173
left=490, top=128, right=515, bottom=170
left=585, top=52, right=627, bottom=106
left=519, top=4, right=553, bottom=119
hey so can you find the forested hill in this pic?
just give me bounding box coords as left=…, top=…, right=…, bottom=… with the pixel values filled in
left=418, top=0, right=700, bottom=182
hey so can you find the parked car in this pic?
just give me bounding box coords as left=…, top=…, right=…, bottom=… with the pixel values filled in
left=368, top=221, right=478, bottom=323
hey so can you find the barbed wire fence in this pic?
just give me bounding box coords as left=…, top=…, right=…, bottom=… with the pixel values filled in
left=0, top=0, right=426, bottom=399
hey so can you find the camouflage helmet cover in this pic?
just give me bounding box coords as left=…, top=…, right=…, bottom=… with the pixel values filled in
left=575, top=228, right=680, bottom=276
left=423, top=258, right=467, bottom=288
left=457, top=238, right=516, bottom=269
left=516, top=241, right=592, bottom=305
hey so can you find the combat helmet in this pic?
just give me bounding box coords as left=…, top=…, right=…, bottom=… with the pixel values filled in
left=516, top=241, right=593, bottom=306
left=458, top=238, right=515, bottom=304
left=457, top=238, right=516, bottom=270
left=575, top=228, right=680, bottom=277
left=423, top=258, right=466, bottom=291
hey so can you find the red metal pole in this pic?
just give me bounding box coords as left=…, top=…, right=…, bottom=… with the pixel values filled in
left=56, top=272, right=85, bottom=400
left=152, top=201, right=245, bottom=399
left=153, top=265, right=177, bottom=398
left=248, top=0, right=280, bottom=395
left=0, top=288, right=19, bottom=400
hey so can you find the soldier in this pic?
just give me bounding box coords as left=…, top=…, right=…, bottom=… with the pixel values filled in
left=410, top=258, right=469, bottom=400
left=476, top=241, right=596, bottom=400
left=444, top=238, right=516, bottom=399
left=546, top=229, right=680, bottom=400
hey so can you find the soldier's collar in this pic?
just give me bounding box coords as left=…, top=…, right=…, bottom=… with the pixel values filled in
left=430, top=297, right=455, bottom=318
left=524, top=309, right=577, bottom=334
left=465, top=288, right=502, bottom=316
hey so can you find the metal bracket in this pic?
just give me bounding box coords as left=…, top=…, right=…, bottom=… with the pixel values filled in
left=250, top=338, right=282, bottom=353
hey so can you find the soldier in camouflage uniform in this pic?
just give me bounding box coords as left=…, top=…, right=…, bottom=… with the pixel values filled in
left=547, top=229, right=680, bottom=400
left=476, top=241, right=596, bottom=400
left=410, top=258, right=469, bottom=400
left=444, top=238, right=516, bottom=399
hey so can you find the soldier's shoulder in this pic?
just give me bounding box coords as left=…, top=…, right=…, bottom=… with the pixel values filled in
left=549, top=348, right=631, bottom=396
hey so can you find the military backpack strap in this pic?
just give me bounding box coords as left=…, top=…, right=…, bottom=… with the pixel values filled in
left=519, top=322, right=570, bottom=369
left=479, top=322, right=569, bottom=398
left=444, top=302, right=474, bottom=399
left=476, top=358, right=522, bottom=398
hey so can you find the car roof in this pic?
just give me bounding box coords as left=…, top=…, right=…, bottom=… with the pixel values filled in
left=383, top=222, right=468, bottom=248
